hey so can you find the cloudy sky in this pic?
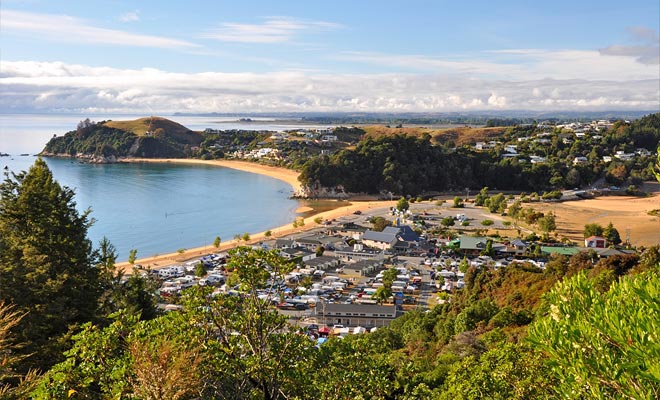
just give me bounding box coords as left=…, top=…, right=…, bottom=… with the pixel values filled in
left=1, top=0, right=659, bottom=114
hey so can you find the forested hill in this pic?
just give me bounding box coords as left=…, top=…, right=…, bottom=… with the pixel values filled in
left=299, top=112, right=660, bottom=196
left=41, top=117, right=203, bottom=160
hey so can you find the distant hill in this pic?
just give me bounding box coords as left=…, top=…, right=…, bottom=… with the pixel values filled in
left=41, top=117, right=202, bottom=161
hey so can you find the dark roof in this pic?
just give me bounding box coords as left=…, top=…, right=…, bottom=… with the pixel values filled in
left=362, top=230, right=398, bottom=243
left=384, top=225, right=420, bottom=242
left=281, top=247, right=314, bottom=256
left=319, top=302, right=397, bottom=316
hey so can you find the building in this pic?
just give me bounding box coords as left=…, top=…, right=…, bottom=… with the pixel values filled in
left=315, top=302, right=397, bottom=328
left=458, top=236, right=506, bottom=256
left=585, top=236, right=607, bottom=248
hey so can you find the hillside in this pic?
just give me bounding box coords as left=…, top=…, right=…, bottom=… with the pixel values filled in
left=362, top=125, right=507, bottom=146
left=41, top=117, right=202, bottom=161
left=104, top=117, right=201, bottom=145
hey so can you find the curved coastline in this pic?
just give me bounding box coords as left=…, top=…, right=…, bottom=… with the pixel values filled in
left=115, top=158, right=396, bottom=270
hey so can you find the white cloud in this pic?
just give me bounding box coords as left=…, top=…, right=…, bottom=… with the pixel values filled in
left=599, top=27, right=660, bottom=65
left=3, top=9, right=199, bottom=49
left=119, top=10, right=140, bottom=23
left=0, top=61, right=658, bottom=114
left=339, top=48, right=658, bottom=81
left=201, top=16, right=341, bottom=43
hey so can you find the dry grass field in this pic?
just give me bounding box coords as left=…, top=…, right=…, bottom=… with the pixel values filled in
left=531, top=188, right=660, bottom=247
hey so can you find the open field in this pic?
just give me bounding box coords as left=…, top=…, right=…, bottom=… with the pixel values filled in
left=530, top=189, right=660, bottom=247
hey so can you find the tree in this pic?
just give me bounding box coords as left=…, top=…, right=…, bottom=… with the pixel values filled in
left=241, top=232, right=250, bottom=242
left=313, top=216, right=323, bottom=225
left=0, top=159, right=100, bottom=371
left=195, top=262, right=206, bottom=278
left=396, top=196, right=409, bottom=212
left=584, top=223, right=604, bottom=238
left=650, top=144, right=660, bottom=182
left=0, top=302, right=38, bottom=397
left=264, top=230, right=272, bottom=238
left=372, top=286, right=393, bottom=304
left=441, top=216, right=455, bottom=227
left=508, top=200, right=522, bottom=220
left=537, top=213, right=556, bottom=233
left=481, top=219, right=494, bottom=226
left=213, top=236, right=221, bottom=249
left=128, top=248, right=138, bottom=265
left=458, top=257, right=469, bottom=273
left=371, top=216, right=392, bottom=232
left=453, top=196, right=464, bottom=208
left=474, top=187, right=489, bottom=206
left=603, top=222, right=622, bottom=245
left=440, top=342, right=553, bottom=400
left=528, top=271, right=660, bottom=399
left=480, top=239, right=494, bottom=257
left=486, top=192, right=506, bottom=213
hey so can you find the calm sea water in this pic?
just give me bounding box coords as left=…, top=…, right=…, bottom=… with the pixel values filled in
left=0, top=114, right=338, bottom=261
left=1, top=155, right=298, bottom=261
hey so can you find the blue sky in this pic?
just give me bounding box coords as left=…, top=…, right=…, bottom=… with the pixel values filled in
left=1, top=0, right=659, bottom=113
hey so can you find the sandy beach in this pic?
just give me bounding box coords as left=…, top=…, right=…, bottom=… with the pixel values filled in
left=116, top=158, right=395, bottom=271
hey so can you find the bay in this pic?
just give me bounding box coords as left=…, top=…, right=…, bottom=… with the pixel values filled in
left=2, top=156, right=299, bottom=261
left=0, top=113, right=337, bottom=261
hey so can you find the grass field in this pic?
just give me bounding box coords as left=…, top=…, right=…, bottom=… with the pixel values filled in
left=530, top=186, right=660, bottom=247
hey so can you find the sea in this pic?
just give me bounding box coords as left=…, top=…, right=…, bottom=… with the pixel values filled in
left=0, top=114, right=336, bottom=261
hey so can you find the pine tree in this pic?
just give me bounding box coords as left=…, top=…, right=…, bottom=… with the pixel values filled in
left=0, top=159, right=100, bottom=371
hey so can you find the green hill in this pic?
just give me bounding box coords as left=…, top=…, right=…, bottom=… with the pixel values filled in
left=41, top=117, right=203, bottom=160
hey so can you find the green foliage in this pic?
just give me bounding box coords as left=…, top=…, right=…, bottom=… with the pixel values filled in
left=453, top=196, right=464, bottom=208
left=441, top=216, right=455, bottom=227
left=213, top=236, right=221, bottom=248
left=371, top=216, right=392, bottom=232
left=0, top=159, right=100, bottom=371
left=541, top=190, right=562, bottom=200
left=537, top=213, right=556, bottom=233
left=440, top=342, right=554, bottom=399
left=486, top=192, right=506, bottom=213
left=313, top=216, right=323, bottom=224
left=128, top=248, right=137, bottom=265
left=528, top=271, right=660, bottom=399
left=474, top=187, right=489, bottom=206
left=195, top=262, right=206, bottom=278
left=584, top=222, right=604, bottom=238
left=397, top=196, right=410, bottom=212
left=650, top=144, right=660, bottom=182
left=264, top=230, right=272, bottom=237
left=241, top=232, right=250, bottom=241
left=481, top=219, right=494, bottom=226
left=603, top=222, right=622, bottom=245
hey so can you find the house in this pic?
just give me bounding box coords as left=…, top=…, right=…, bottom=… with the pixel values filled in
left=573, top=156, right=588, bottom=165
left=344, top=258, right=384, bottom=276
left=302, top=255, right=341, bottom=271
left=508, top=238, right=529, bottom=255
left=530, top=155, right=546, bottom=164
left=585, top=236, right=607, bottom=248
left=362, top=230, right=398, bottom=250
left=459, top=236, right=506, bottom=256
left=280, top=247, right=316, bottom=262
left=332, top=222, right=368, bottom=240
left=614, top=151, right=635, bottom=161
left=315, top=302, right=397, bottom=328
left=334, top=243, right=385, bottom=262
left=362, top=225, right=420, bottom=251
left=602, top=156, right=613, bottom=163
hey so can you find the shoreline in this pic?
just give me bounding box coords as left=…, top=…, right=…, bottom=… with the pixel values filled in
left=115, top=157, right=396, bottom=271
left=116, top=199, right=396, bottom=272
left=120, top=158, right=302, bottom=193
